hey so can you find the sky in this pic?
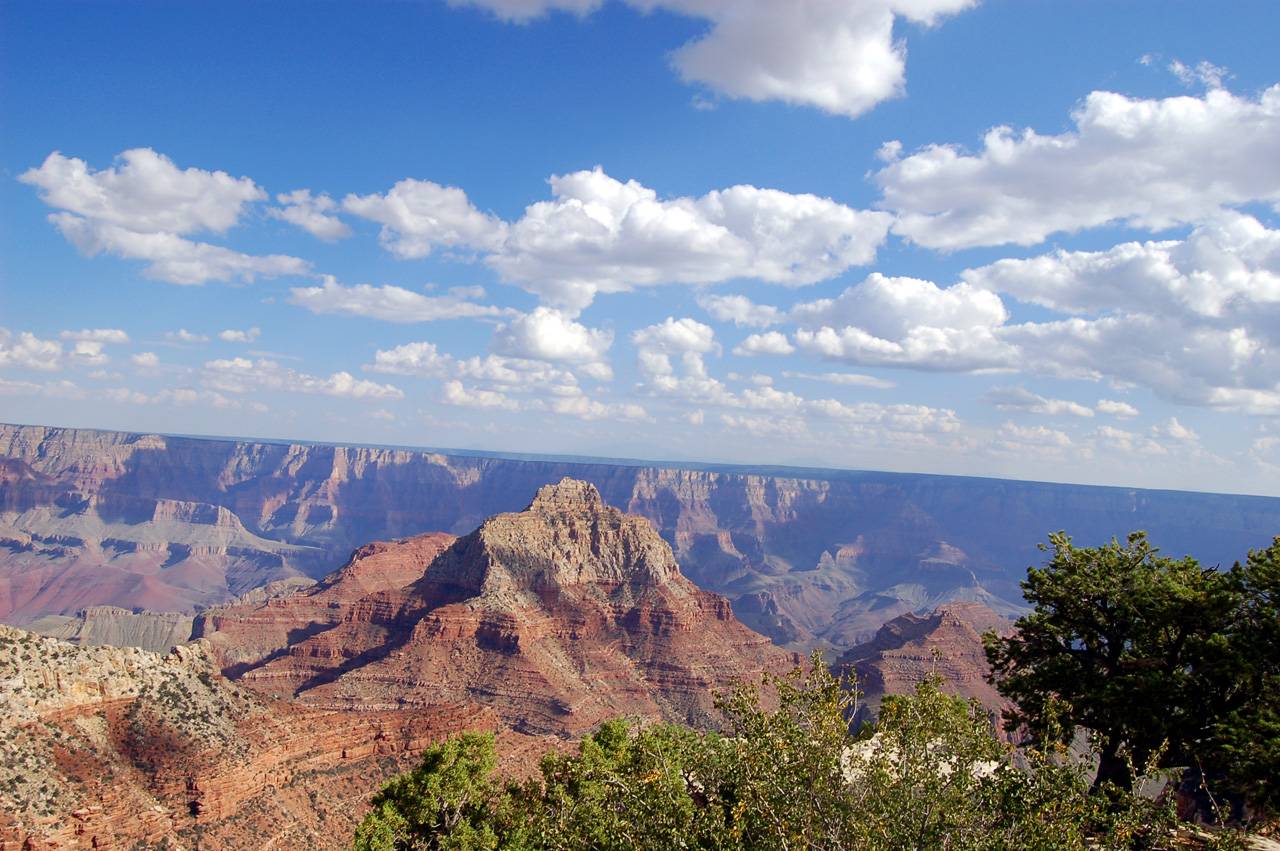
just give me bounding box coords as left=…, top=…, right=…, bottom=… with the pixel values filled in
left=2, top=1, right=1280, bottom=496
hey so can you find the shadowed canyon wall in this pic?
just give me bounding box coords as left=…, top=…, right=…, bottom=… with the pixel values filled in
left=4, top=423, right=1278, bottom=648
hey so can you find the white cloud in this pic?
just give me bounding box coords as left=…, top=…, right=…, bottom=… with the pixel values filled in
left=131, top=352, right=161, bottom=368
left=451, top=0, right=976, bottom=118
left=0, top=330, right=62, bottom=372
left=367, top=341, right=454, bottom=378
left=656, top=0, right=976, bottom=118
left=983, top=385, right=1094, bottom=418
left=162, top=329, right=210, bottom=343
left=791, top=273, right=1017, bottom=371
left=878, top=84, right=1280, bottom=248
left=202, top=357, right=404, bottom=401
left=547, top=395, right=649, bottom=421
left=489, top=307, right=614, bottom=367
left=440, top=380, right=523, bottom=411
left=343, top=178, right=507, bottom=259
left=21, top=149, right=309, bottom=285
left=782, top=371, right=896, bottom=389
left=1096, top=399, right=1139, bottom=418
left=60, top=328, right=130, bottom=344
left=68, top=341, right=108, bottom=366
left=733, top=331, right=796, bottom=356
left=288, top=276, right=513, bottom=322
left=631, top=316, right=720, bottom=378
left=1005, top=315, right=1280, bottom=415
left=993, top=421, right=1074, bottom=449
left=1169, top=59, right=1228, bottom=91
left=154, top=388, right=241, bottom=409
left=218, top=327, right=261, bottom=343
left=0, top=377, right=79, bottom=397
left=697, top=293, right=782, bottom=327
left=269, top=189, right=352, bottom=241
left=489, top=168, right=892, bottom=309
left=963, top=211, right=1280, bottom=319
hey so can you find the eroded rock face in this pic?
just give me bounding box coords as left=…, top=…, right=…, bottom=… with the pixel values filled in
left=5, top=422, right=1279, bottom=653
left=0, top=623, right=516, bottom=851
left=836, top=601, right=1017, bottom=732
left=206, top=479, right=798, bottom=735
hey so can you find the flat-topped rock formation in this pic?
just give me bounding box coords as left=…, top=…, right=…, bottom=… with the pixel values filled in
left=203, top=479, right=798, bottom=734
left=21, top=605, right=194, bottom=654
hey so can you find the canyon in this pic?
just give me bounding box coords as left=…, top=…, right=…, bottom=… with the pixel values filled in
left=1, top=479, right=796, bottom=850
left=5, top=423, right=1278, bottom=652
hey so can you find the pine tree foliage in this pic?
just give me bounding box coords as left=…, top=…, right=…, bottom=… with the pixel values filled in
left=351, top=655, right=1198, bottom=851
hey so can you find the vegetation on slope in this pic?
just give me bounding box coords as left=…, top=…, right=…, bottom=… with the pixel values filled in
left=352, top=531, right=1280, bottom=851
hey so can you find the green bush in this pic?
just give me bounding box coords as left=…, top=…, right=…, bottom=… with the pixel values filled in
left=352, top=655, right=1198, bottom=851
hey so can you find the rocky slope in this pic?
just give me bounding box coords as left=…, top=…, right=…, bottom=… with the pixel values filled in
left=0, top=622, right=525, bottom=851
left=837, top=601, right=1017, bottom=730
left=20, top=605, right=194, bottom=654
left=4, top=423, right=1279, bottom=649
left=200, top=479, right=799, bottom=734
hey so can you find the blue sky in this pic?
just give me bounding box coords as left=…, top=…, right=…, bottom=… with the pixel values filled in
left=3, top=0, right=1280, bottom=495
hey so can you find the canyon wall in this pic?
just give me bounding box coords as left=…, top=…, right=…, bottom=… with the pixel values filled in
left=4, top=423, right=1278, bottom=649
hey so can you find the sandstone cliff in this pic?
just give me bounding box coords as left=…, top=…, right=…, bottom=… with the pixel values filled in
left=4, top=423, right=1278, bottom=651
left=202, top=479, right=799, bottom=734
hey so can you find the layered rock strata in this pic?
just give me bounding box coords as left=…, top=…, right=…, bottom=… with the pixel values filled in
left=837, top=601, right=1017, bottom=730
left=5, top=423, right=1279, bottom=651
left=0, top=623, right=521, bottom=851
left=203, top=479, right=799, bottom=734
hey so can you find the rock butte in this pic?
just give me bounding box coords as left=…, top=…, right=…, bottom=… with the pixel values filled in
left=2, top=480, right=795, bottom=851
left=199, top=478, right=800, bottom=734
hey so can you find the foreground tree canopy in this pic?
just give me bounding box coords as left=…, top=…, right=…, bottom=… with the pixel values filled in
left=984, top=533, right=1280, bottom=808
left=353, top=660, right=1190, bottom=851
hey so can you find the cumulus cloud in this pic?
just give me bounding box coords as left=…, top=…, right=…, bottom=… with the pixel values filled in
left=440, top=379, right=520, bottom=410
left=791, top=273, right=1017, bottom=371
left=367, top=341, right=454, bottom=378
left=1096, top=399, right=1139, bottom=418
left=982, top=385, right=1094, bottom=418
left=20, top=149, right=309, bottom=284
left=131, top=352, right=161, bottom=368
left=268, top=189, right=352, bottom=241
left=631, top=316, right=720, bottom=378
left=451, top=0, right=976, bottom=118
left=993, top=421, right=1074, bottom=449
left=0, top=330, right=62, bottom=372
left=288, top=276, right=513, bottom=322
left=963, top=211, right=1280, bottom=319
left=60, top=328, right=130, bottom=344
left=162, top=329, right=210, bottom=344
left=490, top=168, right=892, bottom=309
left=489, top=307, right=614, bottom=367
left=878, top=84, right=1280, bottom=248
left=697, top=293, right=783, bottom=327
left=964, top=213, right=1280, bottom=414
left=202, top=357, right=404, bottom=401
left=218, top=327, right=261, bottom=343
left=343, top=178, right=507, bottom=259
left=68, top=341, right=108, bottom=366
left=733, top=331, right=796, bottom=356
